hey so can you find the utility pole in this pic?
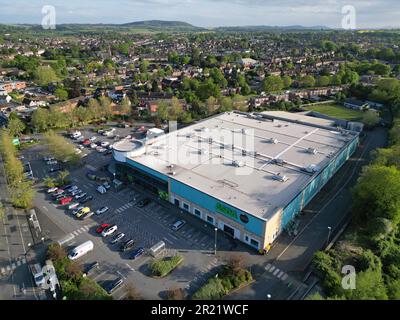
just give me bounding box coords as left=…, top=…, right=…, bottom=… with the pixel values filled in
left=214, top=227, right=218, bottom=255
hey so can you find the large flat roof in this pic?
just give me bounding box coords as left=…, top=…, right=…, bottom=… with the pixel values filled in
left=125, top=111, right=358, bottom=221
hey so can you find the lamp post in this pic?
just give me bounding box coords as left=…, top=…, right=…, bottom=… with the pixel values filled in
left=327, top=226, right=332, bottom=246
left=266, top=294, right=272, bottom=300
left=214, top=227, right=218, bottom=255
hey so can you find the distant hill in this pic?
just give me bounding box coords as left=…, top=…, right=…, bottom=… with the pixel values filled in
left=214, top=25, right=331, bottom=32
left=120, top=20, right=205, bottom=32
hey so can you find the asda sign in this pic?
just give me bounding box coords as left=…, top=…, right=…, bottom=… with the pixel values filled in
left=216, top=203, right=238, bottom=220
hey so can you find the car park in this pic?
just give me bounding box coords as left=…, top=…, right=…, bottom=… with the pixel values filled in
left=171, top=219, right=186, bottom=231
left=96, top=206, right=109, bottom=215
left=82, top=262, right=99, bottom=277
left=47, top=187, right=58, bottom=193
left=96, top=223, right=110, bottom=234
left=105, top=277, right=123, bottom=294
left=101, top=225, right=118, bottom=237
left=131, top=247, right=145, bottom=260
left=110, top=232, right=125, bottom=244
left=68, top=202, right=80, bottom=210
left=137, top=198, right=150, bottom=208
left=120, top=239, right=135, bottom=252
left=75, top=192, right=87, bottom=200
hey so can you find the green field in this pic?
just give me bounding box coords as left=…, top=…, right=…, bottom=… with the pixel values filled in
left=303, top=103, right=364, bottom=121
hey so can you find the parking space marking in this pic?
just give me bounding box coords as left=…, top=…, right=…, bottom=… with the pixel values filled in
left=116, top=270, right=127, bottom=279
left=163, top=237, right=173, bottom=245
left=125, top=263, right=135, bottom=272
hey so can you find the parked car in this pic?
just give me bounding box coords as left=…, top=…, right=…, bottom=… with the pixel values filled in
left=96, top=206, right=109, bottom=215
left=101, top=141, right=110, bottom=148
left=79, top=195, right=93, bottom=204
left=30, top=263, right=45, bottom=287
left=101, top=225, right=117, bottom=237
left=89, top=136, right=97, bottom=142
left=68, top=202, right=80, bottom=210
left=131, top=247, right=145, bottom=260
left=90, top=143, right=97, bottom=149
left=49, top=167, right=62, bottom=173
left=55, top=194, right=67, bottom=202
left=70, top=189, right=82, bottom=196
left=110, top=232, right=125, bottom=244
left=82, top=139, right=91, bottom=146
left=47, top=160, right=58, bottom=165
left=47, top=187, right=58, bottom=193
left=171, top=219, right=186, bottom=231
left=96, top=223, right=110, bottom=234
left=72, top=206, right=84, bottom=216
left=120, top=239, right=135, bottom=252
left=81, top=211, right=95, bottom=220
left=82, top=262, right=99, bottom=277
left=61, top=184, right=73, bottom=190
left=75, top=192, right=87, bottom=200
left=97, top=185, right=107, bottom=194
left=105, top=277, right=123, bottom=294
left=67, top=185, right=78, bottom=192
left=137, top=198, right=150, bottom=208
left=68, top=241, right=94, bottom=260
left=117, top=122, right=129, bottom=128
left=60, top=197, right=73, bottom=205
left=104, top=149, right=113, bottom=155
left=76, top=207, right=90, bottom=218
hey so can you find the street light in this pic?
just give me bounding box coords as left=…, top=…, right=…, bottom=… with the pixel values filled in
left=214, top=227, right=218, bottom=255
left=266, top=294, right=272, bottom=300
left=327, top=226, right=332, bottom=246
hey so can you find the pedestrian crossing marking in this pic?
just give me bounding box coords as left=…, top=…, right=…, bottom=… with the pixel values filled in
left=265, top=263, right=272, bottom=271
left=282, top=274, right=288, bottom=281
left=17, top=261, right=21, bottom=266
left=73, top=231, right=79, bottom=236
left=273, top=269, right=280, bottom=276
left=269, top=266, right=275, bottom=272
left=278, top=271, right=284, bottom=278
left=11, top=263, right=16, bottom=270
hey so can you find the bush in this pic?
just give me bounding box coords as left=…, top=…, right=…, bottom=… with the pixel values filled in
left=166, top=288, right=185, bottom=300
left=150, top=255, right=183, bottom=277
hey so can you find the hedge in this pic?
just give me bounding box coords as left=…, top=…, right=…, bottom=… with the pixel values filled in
left=150, top=255, right=183, bottom=278
left=192, top=265, right=252, bottom=300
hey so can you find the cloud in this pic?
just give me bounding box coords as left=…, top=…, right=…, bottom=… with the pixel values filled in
left=0, top=0, right=398, bottom=28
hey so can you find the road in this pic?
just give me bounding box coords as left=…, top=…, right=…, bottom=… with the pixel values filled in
left=0, top=154, right=39, bottom=300
left=228, top=127, right=388, bottom=300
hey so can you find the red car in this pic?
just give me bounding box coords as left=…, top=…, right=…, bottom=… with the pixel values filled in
left=82, top=139, right=91, bottom=146
left=60, top=197, right=73, bottom=205
left=96, top=223, right=110, bottom=234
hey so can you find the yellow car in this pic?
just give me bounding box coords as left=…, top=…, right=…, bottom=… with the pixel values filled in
left=76, top=207, right=90, bottom=218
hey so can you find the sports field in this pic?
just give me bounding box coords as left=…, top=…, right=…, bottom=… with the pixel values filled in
left=303, top=103, right=364, bottom=121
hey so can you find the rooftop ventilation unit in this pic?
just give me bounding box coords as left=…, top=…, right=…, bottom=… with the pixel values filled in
left=168, top=171, right=176, bottom=176
left=225, top=144, right=233, bottom=150
left=302, top=164, right=319, bottom=173
left=233, top=160, right=245, bottom=167
left=167, top=164, right=174, bottom=169
left=199, top=149, right=209, bottom=155
left=201, top=127, right=209, bottom=132
left=274, top=158, right=285, bottom=165
left=269, top=138, right=279, bottom=144
left=307, top=148, right=317, bottom=155
left=242, top=128, right=249, bottom=135
left=242, top=149, right=247, bottom=156
left=208, top=137, right=213, bottom=144
left=272, top=174, right=288, bottom=182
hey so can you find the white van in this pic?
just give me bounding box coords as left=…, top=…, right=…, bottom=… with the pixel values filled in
left=68, top=240, right=94, bottom=260
left=30, top=263, right=45, bottom=287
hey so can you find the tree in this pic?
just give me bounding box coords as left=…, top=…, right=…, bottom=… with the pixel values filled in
left=10, top=179, right=35, bottom=209
left=316, top=76, right=331, bottom=87
left=139, top=60, right=149, bottom=73
left=57, top=170, right=70, bottom=186
left=119, top=96, right=131, bottom=121
left=362, top=110, right=380, bottom=127
left=166, top=288, right=185, bottom=300
left=31, top=108, right=50, bottom=132
left=282, top=75, right=293, bottom=89
left=352, top=165, right=400, bottom=226
left=299, top=75, right=316, bottom=88
left=55, top=88, right=69, bottom=101
left=262, top=75, right=284, bottom=93
left=35, top=66, right=58, bottom=86
left=125, top=285, right=142, bottom=300
left=205, top=96, right=218, bottom=115
left=98, top=96, right=113, bottom=119
left=43, top=176, right=57, bottom=188
left=7, top=117, right=26, bottom=137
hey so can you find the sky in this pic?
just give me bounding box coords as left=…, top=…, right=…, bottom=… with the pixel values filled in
left=0, top=0, right=399, bottom=29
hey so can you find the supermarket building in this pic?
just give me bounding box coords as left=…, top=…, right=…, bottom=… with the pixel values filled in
left=112, top=111, right=359, bottom=251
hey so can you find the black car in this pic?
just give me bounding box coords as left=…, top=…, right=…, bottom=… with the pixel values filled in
left=83, top=261, right=99, bottom=277
left=50, top=167, right=62, bottom=173
left=120, top=239, right=135, bottom=252
left=80, top=195, right=94, bottom=204
left=61, top=184, right=73, bottom=190
left=137, top=198, right=150, bottom=208
left=105, top=277, right=124, bottom=294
